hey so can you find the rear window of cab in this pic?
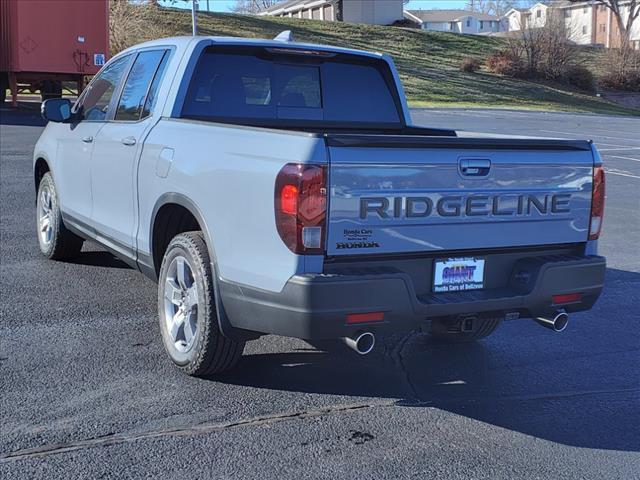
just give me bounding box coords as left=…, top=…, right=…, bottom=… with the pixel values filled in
left=181, top=46, right=402, bottom=129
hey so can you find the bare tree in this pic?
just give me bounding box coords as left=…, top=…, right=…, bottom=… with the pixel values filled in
left=109, top=0, right=171, bottom=54
left=601, top=0, right=639, bottom=47
left=505, top=10, right=577, bottom=79
left=569, top=0, right=640, bottom=47
left=231, top=0, right=282, bottom=13
left=466, top=0, right=520, bottom=16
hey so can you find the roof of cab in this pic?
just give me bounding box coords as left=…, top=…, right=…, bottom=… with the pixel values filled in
left=116, top=35, right=384, bottom=60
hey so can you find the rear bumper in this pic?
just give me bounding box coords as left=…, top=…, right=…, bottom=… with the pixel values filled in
left=220, top=255, right=606, bottom=340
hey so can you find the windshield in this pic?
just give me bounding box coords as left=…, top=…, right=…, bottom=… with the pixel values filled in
left=181, top=46, right=403, bottom=129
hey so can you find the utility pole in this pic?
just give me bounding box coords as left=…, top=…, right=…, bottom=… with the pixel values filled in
left=191, top=0, right=198, bottom=36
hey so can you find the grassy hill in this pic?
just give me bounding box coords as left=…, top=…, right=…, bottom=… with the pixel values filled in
left=128, top=7, right=638, bottom=116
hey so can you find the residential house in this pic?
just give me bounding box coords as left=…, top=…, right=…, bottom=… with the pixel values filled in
left=557, top=1, right=599, bottom=45
left=502, top=1, right=639, bottom=49
left=502, top=8, right=531, bottom=31
left=528, top=2, right=551, bottom=28
left=259, top=0, right=404, bottom=25
left=404, top=10, right=503, bottom=35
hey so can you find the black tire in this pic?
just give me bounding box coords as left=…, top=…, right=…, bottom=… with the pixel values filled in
left=36, top=172, right=84, bottom=260
left=0, top=73, right=7, bottom=104
left=430, top=315, right=502, bottom=343
left=40, top=80, right=62, bottom=102
left=158, top=231, right=244, bottom=376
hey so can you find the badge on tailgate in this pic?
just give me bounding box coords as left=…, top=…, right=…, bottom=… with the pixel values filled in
left=433, top=257, right=486, bottom=293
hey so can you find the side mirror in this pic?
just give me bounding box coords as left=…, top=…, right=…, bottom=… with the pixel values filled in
left=41, top=98, right=72, bottom=123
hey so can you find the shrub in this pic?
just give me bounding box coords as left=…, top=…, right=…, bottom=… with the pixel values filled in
left=564, top=66, right=596, bottom=92
left=485, top=51, right=523, bottom=77
left=392, top=19, right=420, bottom=28
left=460, top=57, right=481, bottom=73
left=599, top=71, right=640, bottom=92
left=599, top=45, right=640, bottom=92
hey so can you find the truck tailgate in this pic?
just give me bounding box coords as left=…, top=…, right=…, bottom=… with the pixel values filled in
left=325, top=135, right=594, bottom=256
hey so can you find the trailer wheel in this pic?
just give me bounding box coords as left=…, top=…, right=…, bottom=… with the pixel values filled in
left=0, top=73, right=7, bottom=104
left=41, top=81, right=62, bottom=102
left=430, top=315, right=502, bottom=343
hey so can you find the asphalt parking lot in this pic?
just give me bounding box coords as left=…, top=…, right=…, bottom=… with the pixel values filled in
left=1, top=106, right=639, bottom=479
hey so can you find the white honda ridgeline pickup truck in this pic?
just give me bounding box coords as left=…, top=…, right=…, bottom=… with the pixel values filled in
left=36, top=34, right=606, bottom=376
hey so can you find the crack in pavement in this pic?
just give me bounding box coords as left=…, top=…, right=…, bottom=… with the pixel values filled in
left=389, top=331, right=423, bottom=402
left=0, top=400, right=398, bottom=463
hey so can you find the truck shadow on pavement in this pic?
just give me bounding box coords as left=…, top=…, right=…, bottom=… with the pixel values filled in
left=66, top=250, right=131, bottom=269
left=218, top=267, right=640, bottom=453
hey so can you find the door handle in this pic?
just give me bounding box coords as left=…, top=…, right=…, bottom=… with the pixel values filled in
left=82, top=136, right=93, bottom=143
left=121, top=137, right=136, bottom=146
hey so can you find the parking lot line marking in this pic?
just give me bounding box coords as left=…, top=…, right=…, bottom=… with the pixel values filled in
left=540, top=129, right=640, bottom=143
left=605, top=169, right=640, bottom=179
left=599, top=147, right=640, bottom=152
left=607, top=155, right=640, bottom=163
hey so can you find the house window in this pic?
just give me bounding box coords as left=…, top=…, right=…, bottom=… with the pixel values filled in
left=600, top=24, right=606, bottom=33
left=565, top=9, right=571, bottom=18
left=583, top=7, right=587, bottom=14
left=582, top=25, right=587, bottom=34
left=536, top=10, right=541, bottom=18
left=466, top=19, right=471, bottom=27
left=480, top=21, right=484, bottom=29
left=323, top=4, right=332, bottom=21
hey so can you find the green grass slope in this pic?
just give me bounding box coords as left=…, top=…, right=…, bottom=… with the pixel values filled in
left=142, top=8, right=637, bottom=116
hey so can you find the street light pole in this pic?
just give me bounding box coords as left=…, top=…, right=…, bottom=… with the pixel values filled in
left=191, top=0, right=198, bottom=36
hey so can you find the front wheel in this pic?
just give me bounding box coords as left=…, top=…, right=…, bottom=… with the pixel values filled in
left=36, top=172, right=83, bottom=260
left=158, top=231, right=244, bottom=376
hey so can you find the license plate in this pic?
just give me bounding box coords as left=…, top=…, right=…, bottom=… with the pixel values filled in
left=433, top=257, right=486, bottom=293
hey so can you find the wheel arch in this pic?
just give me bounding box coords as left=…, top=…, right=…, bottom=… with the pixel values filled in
left=149, top=193, right=218, bottom=281
left=34, top=156, right=51, bottom=193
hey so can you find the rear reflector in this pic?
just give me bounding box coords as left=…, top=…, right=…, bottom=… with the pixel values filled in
left=552, top=293, right=582, bottom=305
left=589, top=165, right=605, bottom=240
left=346, top=312, right=385, bottom=324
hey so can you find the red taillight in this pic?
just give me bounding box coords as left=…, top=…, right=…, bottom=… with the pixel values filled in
left=589, top=165, right=605, bottom=240
left=346, top=312, right=385, bottom=324
left=280, top=185, right=298, bottom=215
left=552, top=293, right=582, bottom=305
left=275, top=163, right=327, bottom=254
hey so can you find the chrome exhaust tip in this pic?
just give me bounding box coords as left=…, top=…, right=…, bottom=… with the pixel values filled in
left=343, top=332, right=375, bottom=355
left=535, top=310, right=569, bottom=332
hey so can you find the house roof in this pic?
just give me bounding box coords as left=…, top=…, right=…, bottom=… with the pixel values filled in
left=405, top=9, right=500, bottom=23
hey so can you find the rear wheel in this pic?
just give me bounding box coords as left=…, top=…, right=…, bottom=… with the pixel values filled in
left=158, top=231, right=244, bottom=376
left=430, top=315, right=502, bottom=343
left=36, top=172, right=84, bottom=260
left=40, top=80, right=62, bottom=102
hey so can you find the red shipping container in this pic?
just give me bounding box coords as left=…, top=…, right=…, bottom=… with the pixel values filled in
left=1, top=0, right=109, bottom=105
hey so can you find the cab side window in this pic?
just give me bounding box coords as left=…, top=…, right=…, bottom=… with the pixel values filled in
left=76, top=54, right=132, bottom=122
left=116, top=49, right=169, bottom=121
